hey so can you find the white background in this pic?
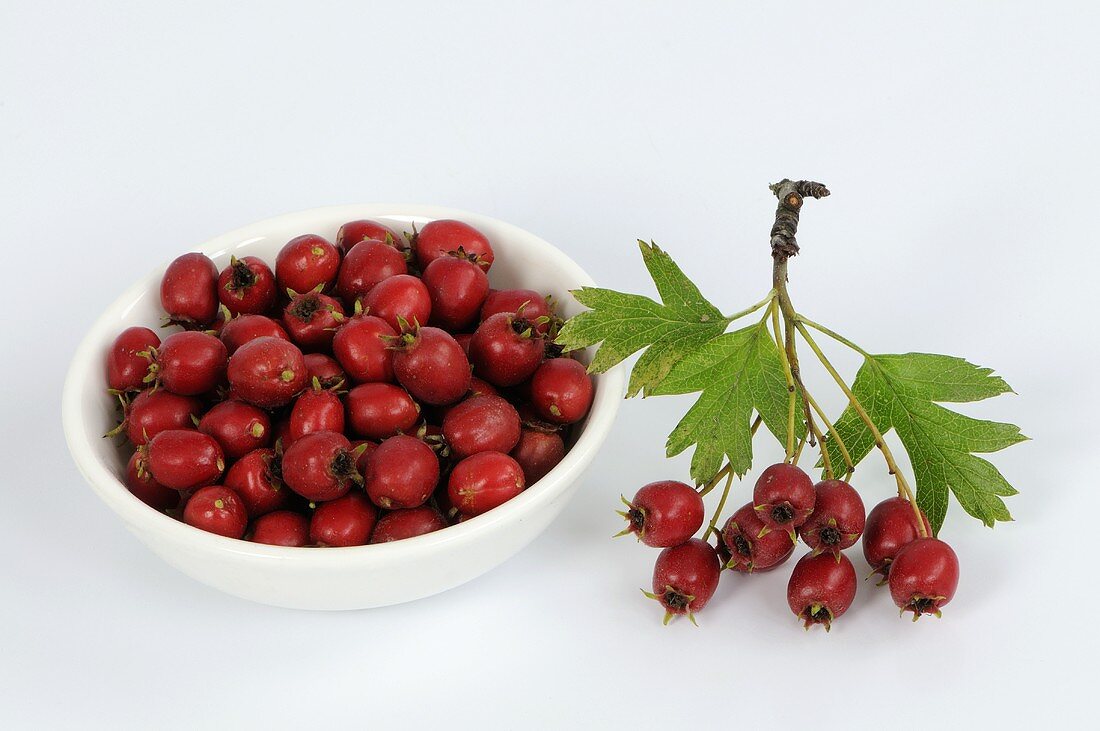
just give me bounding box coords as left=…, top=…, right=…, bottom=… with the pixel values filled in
left=2, top=1, right=1097, bottom=728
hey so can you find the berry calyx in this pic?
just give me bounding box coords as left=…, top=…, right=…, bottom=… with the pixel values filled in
left=721, top=501, right=795, bottom=573
left=643, top=538, right=721, bottom=625
left=282, top=289, right=346, bottom=352
left=752, top=463, right=816, bottom=535
left=616, top=480, right=704, bottom=548
left=468, top=312, right=545, bottom=387
left=218, top=255, right=276, bottom=316
left=280, top=431, right=361, bottom=502
left=786, top=551, right=858, bottom=631
left=797, top=479, right=866, bottom=558
left=107, top=327, right=161, bottom=393
left=888, top=537, right=960, bottom=620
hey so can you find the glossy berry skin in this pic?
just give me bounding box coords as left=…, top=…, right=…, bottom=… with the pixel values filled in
left=469, top=312, right=545, bottom=387
left=335, top=219, right=402, bottom=255
left=863, top=497, right=932, bottom=578
left=161, top=252, right=219, bottom=327
left=447, top=451, right=525, bottom=517
left=721, top=502, right=796, bottom=573
left=198, top=400, right=271, bottom=460
left=392, top=327, right=471, bottom=406
left=798, top=480, right=866, bottom=558
left=250, top=510, right=310, bottom=547
left=280, top=431, right=360, bottom=502
left=510, top=428, right=565, bottom=484
left=363, top=274, right=432, bottom=332
left=310, top=492, right=378, bottom=547
left=621, top=481, right=704, bottom=548
left=282, top=291, right=345, bottom=352
left=219, top=314, right=289, bottom=355
left=223, top=448, right=288, bottom=517
left=480, top=289, right=553, bottom=334
left=336, top=239, right=408, bottom=306
left=422, top=254, right=490, bottom=331
left=363, top=435, right=439, bottom=510
left=529, top=358, right=593, bottom=424
left=787, top=552, right=858, bottom=630
left=303, top=353, right=346, bottom=389
left=752, top=463, right=816, bottom=532
left=122, top=389, right=202, bottom=445
left=442, top=395, right=521, bottom=459
left=107, top=326, right=160, bottom=392
left=146, top=429, right=225, bottom=490
left=332, top=314, right=396, bottom=383
left=346, top=383, right=420, bottom=440
left=454, top=332, right=473, bottom=356
left=288, top=384, right=345, bottom=442
left=888, top=538, right=959, bottom=619
left=370, top=506, right=448, bottom=543
left=124, top=451, right=180, bottom=510
left=217, top=256, right=276, bottom=316
left=275, top=234, right=340, bottom=294
left=649, top=538, right=721, bottom=625
left=227, top=337, right=308, bottom=408
left=184, top=486, right=247, bottom=539
left=156, top=331, right=228, bottom=396
left=415, top=219, right=494, bottom=272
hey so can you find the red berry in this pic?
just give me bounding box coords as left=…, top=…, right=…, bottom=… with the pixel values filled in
left=363, top=435, right=439, bottom=509
left=217, top=255, right=276, bottom=316
left=752, top=463, right=816, bottom=533
left=391, top=326, right=471, bottom=406
left=303, top=353, right=346, bottom=390
left=155, top=331, right=228, bottom=396
left=787, top=551, right=858, bottom=631
left=370, top=506, right=449, bottom=543
left=454, top=332, right=473, bottom=356
left=336, top=239, right=408, bottom=306
left=797, top=479, right=866, bottom=558
left=145, top=429, right=225, bottom=490
left=422, top=254, right=490, bottom=331
left=468, top=312, right=545, bottom=387
left=250, top=510, right=310, bottom=547
left=447, top=451, right=525, bottom=517
left=346, top=383, right=420, bottom=440
left=124, top=451, right=180, bottom=510
left=529, top=358, right=593, bottom=424
left=335, top=219, right=403, bottom=255
left=509, top=428, right=565, bottom=484
left=363, top=274, right=431, bottom=332
left=468, top=376, right=497, bottom=398
left=223, top=448, right=288, bottom=517
left=414, top=219, right=494, bottom=272
left=647, top=538, right=721, bottom=625
left=721, top=502, right=796, bottom=573
left=161, top=252, right=219, bottom=327
left=219, top=314, right=289, bottom=355
left=184, top=486, right=247, bottom=539
left=227, top=336, right=308, bottom=408
left=480, top=289, right=552, bottom=334
left=280, top=431, right=360, bottom=502
left=198, top=400, right=271, bottom=460
left=282, top=290, right=346, bottom=352
left=442, top=395, right=521, bottom=459
left=288, top=381, right=345, bottom=442
left=107, top=326, right=160, bottom=392
left=888, top=538, right=959, bottom=619
left=121, top=389, right=202, bottom=445
left=619, top=481, right=704, bottom=548
left=862, top=497, right=932, bottom=579
left=332, top=314, right=396, bottom=383
left=310, top=492, right=378, bottom=547
left=275, top=234, right=340, bottom=294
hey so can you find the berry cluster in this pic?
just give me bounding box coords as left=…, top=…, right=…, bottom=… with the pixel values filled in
left=106, top=219, right=594, bottom=546
left=622, top=463, right=960, bottom=628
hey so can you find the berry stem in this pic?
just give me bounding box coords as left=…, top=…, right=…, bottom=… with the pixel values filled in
left=703, top=468, right=736, bottom=543
left=802, top=386, right=854, bottom=478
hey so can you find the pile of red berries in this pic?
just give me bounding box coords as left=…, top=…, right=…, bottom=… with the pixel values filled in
left=105, top=218, right=595, bottom=546
left=622, top=463, right=960, bottom=628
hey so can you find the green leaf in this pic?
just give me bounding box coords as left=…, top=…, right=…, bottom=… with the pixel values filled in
left=556, top=241, right=729, bottom=396
left=823, top=353, right=1025, bottom=534
left=649, top=320, right=801, bottom=483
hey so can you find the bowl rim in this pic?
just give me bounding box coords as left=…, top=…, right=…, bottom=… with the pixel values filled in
left=62, top=203, right=625, bottom=563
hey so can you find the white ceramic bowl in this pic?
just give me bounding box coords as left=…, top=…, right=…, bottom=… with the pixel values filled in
left=62, top=205, right=624, bottom=610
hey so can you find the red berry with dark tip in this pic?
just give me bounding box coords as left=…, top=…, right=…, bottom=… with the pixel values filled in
left=124, top=451, right=180, bottom=510
left=336, top=219, right=403, bottom=255
left=161, top=252, right=219, bottom=327
left=310, top=492, right=378, bottom=547
left=121, top=389, right=202, bottom=445
left=752, top=463, right=816, bottom=532
left=219, top=314, right=289, bottom=355
left=184, top=486, right=247, bottom=539
left=282, top=290, right=345, bottom=352
left=363, top=274, right=431, bottom=332
left=336, top=239, right=408, bottom=306
left=275, top=234, right=340, bottom=294
left=145, top=429, right=225, bottom=490
left=107, top=326, right=160, bottom=392
left=223, top=447, right=288, bottom=517
left=155, top=331, right=228, bottom=396
left=346, top=383, right=420, bottom=440
left=280, top=431, right=360, bottom=502
left=227, top=336, right=308, bottom=408
left=288, top=381, right=345, bottom=442
left=798, top=479, right=866, bottom=558
left=469, top=312, right=545, bottom=387
left=647, top=538, right=721, bottom=625
left=217, top=255, right=276, bottom=316
left=863, top=497, right=932, bottom=579
left=370, top=506, right=449, bottom=543
left=422, top=253, right=490, bottom=331
left=787, top=551, right=858, bottom=631
left=250, top=510, right=310, bottom=547
left=363, top=435, right=439, bottom=510
left=721, top=502, right=796, bottom=573
left=888, top=537, right=959, bottom=619
left=198, top=400, right=271, bottom=460
left=442, top=395, right=521, bottom=459
left=530, top=357, right=593, bottom=424
left=480, top=289, right=552, bottom=334
left=510, top=428, right=565, bottom=484
left=303, top=353, right=346, bottom=390
left=447, top=451, right=525, bottom=517
left=620, top=481, right=704, bottom=548
left=391, top=326, right=471, bottom=406
left=414, top=219, right=494, bottom=272
left=332, top=313, right=396, bottom=383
